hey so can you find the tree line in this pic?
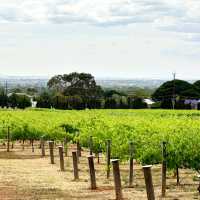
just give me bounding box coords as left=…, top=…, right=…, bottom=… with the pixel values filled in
left=36, top=72, right=148, bottom=109
left=1, top=72, right=200, bottom=110
left=152, top=79, right=200, bottom=109
left=0, top=88, right=31, bottom=109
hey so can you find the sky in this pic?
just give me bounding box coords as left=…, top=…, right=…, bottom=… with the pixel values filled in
left=0, top=0, right=200, bottom=79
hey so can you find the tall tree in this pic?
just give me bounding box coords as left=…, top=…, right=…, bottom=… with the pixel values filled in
left=152, top=79, right=199, bottom=101
left=193, top=80, right=200, bottom=93
left=48, top=72, right=103, bottom=108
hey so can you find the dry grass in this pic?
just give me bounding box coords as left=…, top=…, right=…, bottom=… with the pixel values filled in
left=0, top=142, right=199, bottom=200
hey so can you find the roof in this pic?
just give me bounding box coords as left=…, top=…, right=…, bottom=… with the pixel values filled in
left=7, top=93, right=33, bottom=98
left=144, top=98, right=155, bottom=105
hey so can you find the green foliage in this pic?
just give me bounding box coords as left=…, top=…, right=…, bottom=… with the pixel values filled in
left=1, top=109, right=200, bottom=173
left=8, top=94, right=31, bottom=109
left=193, top=80, right=200, bottom=93
left=152, top=79, right=199, bottom=100
left=48, top=72, right=103, bottom=100
left=0, top=87, right=8, bottom=107
left=131, top=98, right=148, bottom=109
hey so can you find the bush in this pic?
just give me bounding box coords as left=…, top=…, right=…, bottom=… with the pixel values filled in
left=132, top=98, right=147, bottom=109
left=104, top=98, right=117, bottom=109
left=160, top=99, right=173, bottom=109
left=198, top=103, right=200, bottom=110
left=151, top=102, right=161, bottom=109
left=175, top=100, right=191, bottom=110
left=8, top=94, right=31, bottom=109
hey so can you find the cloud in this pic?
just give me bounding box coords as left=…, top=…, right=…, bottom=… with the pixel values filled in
left=0, top=0, right=200, bottom=36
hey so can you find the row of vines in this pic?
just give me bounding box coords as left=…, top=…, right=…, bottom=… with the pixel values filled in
left=1, top=108, right=200, bottom=175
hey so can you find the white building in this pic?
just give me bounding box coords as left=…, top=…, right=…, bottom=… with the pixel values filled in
left=144, top=98, right=155, bottom=108
left=7, top=93, right=37, bottom=108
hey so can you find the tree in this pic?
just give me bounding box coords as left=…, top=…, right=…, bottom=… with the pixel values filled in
left=152, top=79, right=198, bottom=101
left=26, top=87, right=38, bottom=95
left=104, top=90, right=125, bottom=98
left=132, top=98, right=147, bottom=109
left=8, top=94, right=31, bottom=109
left=193, top=81, right=200, bottom=93
left=104, top=98, right=117, bottom=109
left=8, top=93, right=18, bottom=108
left=0, top=87, right=8, bottom=107
left=36, top=91, right=52, bottom=108
left=48, top=72, right=103, bottom=108
left=17, top=95, right=31, bottom=109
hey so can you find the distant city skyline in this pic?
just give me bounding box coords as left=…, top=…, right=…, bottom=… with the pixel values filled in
left=0, top=0, right=200, bottom=79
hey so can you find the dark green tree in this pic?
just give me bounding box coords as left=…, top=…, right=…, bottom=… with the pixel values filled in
left=132, top=98, right=147, bottom=109
left=48, top=72, right=103, bottom=108
left=17, top=95, right=32, bottom=109
left=36, top=91, right=52, bottom=108
left=193, top=80, right=200, bottom=93
left=0, top=87, right=8, bottom=107
left=104, top=98, right=117, bottom=109
left=8, top=93, right=18, bottom=108
left=152, top=79, right=198, bottom=101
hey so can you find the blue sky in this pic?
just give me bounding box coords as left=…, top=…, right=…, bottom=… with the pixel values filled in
left=0, top=0, right=200, bottom=79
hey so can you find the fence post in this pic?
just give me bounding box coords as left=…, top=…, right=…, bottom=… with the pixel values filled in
left=64, top=137, right=68, bottom=157
left=143, top=165, right=155, bottom=200
left=112, top=159, right=123, bottom=200
left=106, top=139, right=111, bottom=179
left=31, top=140, right=34, bottom=152
left=49, top=141, right=54, bottom=164
left=162, top=141, right=167, bottom=197
left=22, top=139, right=25, bottom=150
left=41, top=138, right=45, bottom=157
left=7, top=127, right=10, bottom=152
left=77, top=140, right=81, bottom=157
left=129, top=141, right=134, bottom=187
left=88, top=155, right=97, bottom=189
left=89, top=136, right=93, bottom=155
left=59, top=146, right=65, bottom=171
left=72, top=151, right=79, bottom=180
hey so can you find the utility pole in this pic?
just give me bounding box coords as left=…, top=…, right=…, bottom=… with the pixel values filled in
left=5, top=80, right=8, bottom=108
left=172, top=72, right=176, bottom=110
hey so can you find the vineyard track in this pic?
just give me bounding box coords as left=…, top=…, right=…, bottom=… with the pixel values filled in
left=0, top=143, right=199, bottom=200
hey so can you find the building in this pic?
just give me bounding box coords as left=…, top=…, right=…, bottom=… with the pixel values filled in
left=184, top=99, right=200, bottom=110
left=7, top=93, right=37, bottom=108
left=144, top=98, right=155, bottom=108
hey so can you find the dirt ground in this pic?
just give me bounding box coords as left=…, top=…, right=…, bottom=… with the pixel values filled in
left=0, top=142, right=200, bottom=200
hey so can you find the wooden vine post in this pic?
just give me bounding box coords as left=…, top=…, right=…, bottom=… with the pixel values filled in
left=41, top=138, right=45, bottom=157
left=176, top=165, right=180, bottom=186
left=58, top=146, right=65, bottom=171
left=49, top=141, right=55, bottom=164
left=197, top=175, right=200, bottom=193
left=64, top=137, right=68, bottom=157
left=112, top=159, right=123, bottom=200
left=31, top=140, right=34, bottom=152
left=97, top=143, right=101, bottom=164
left=7, top=127, right=10, bottom=152
left=22, top=139, right=25, bottom=150
left=72, top=151, right=79, bottom=180
left=77, top=140, right=81, bottom=157
left=88, top=155, right=97, bottom=189
left=143, top=165, right=155, bottom=200
left=89, top=136, right=93, bottom=155
left=106, top=139, right=111, bottom=179
left=129, top=141, right=134, bottom=187
left=161, top=141, right=167, bottom=197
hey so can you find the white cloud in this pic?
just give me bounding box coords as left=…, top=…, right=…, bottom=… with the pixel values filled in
left=0, top=0, right=200, bottom=37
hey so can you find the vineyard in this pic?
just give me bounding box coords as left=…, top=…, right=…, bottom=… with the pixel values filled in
left=1, top=108, right=200, bottom=199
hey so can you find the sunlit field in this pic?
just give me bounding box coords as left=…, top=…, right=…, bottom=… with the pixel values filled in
left=1, top=109, right=200, bottom=199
